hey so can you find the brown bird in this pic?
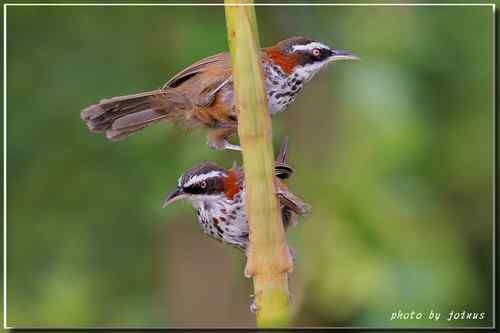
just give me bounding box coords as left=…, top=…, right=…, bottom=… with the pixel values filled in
left=81, top=36, right=357, bottom=150
left=161, top=137, right=310, bottom=251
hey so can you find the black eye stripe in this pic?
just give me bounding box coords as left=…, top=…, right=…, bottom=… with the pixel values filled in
left=183, top=176, right=225, bottom=195
left=294, top=48, right=332, bottom=66
left=315, top=48, right=331, bottom=59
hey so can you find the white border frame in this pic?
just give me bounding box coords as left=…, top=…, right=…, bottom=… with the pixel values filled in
left=2, top=2, right=496, bottom=330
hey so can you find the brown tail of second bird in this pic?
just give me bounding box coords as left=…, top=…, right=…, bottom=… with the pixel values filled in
left=80, top=89, right=192, bottom=141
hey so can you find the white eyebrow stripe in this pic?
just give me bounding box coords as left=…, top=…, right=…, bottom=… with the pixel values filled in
left=292, top=42, right=330, bottom=52
left=183, top=171, right=225, bottom=188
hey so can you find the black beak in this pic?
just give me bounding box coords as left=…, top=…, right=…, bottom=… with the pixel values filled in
left=161, top=187, right=186, bottom=208
left=330, top=49, right=359, bottom=61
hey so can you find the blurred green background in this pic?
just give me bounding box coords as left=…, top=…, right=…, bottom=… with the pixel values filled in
left=4, top=4, right=493, bottom=328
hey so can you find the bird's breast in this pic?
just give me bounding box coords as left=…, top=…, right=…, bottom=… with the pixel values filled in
left=195, top=194, right=249, bottom=249
left=265, top=69, right=305, bottom=115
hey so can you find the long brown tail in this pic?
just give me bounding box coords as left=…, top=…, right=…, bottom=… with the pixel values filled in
left=80, top=89, right=190, bottom=141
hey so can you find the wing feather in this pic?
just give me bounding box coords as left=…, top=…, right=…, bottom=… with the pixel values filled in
left=163, top=52, right=230, bottom=89
left=276, top=180, right=311, bottom=216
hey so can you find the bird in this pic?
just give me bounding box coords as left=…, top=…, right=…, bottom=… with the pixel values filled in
left=81, top=36, right=358, bottom=150
left=161, top=138, right=311, bottom=252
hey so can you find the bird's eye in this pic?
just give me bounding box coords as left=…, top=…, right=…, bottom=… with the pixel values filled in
left=312, top=48, right=321, bottom=57
left=200, top=181, right=207, bottom=189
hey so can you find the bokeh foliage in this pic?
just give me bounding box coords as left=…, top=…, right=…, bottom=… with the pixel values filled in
left=5, top=4, right=493, bottom=328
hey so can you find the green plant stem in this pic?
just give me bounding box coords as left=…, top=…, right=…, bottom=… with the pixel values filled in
left=224, top=0, right=291, bottom=327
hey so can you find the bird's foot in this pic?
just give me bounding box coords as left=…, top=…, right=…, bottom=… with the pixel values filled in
left=288, top=246, right=296, bottom=265
left=223, top=140, right=241, bottom=151
left=207, top=139, right=241, bottom=151
left=249, top=294, right=259, bottom=314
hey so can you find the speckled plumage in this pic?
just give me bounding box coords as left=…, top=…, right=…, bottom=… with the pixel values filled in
left=264, top=63, right=305, bottom=115
left=171, top=163, right=309, bottom=251
left=163, top=140, right=311, bottom=250
left=81, top=37, right=357, bottom=150
left=194, top=183, right=248, bottom=250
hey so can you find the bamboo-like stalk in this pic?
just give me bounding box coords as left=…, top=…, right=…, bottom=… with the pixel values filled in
left=224, top=0, right=291, bottom=327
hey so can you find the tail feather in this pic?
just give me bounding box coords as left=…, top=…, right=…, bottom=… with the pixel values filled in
left=81, top=90, right=162, bottom=121
left=275, top=137, right=293, bottom=179
left=81, top=89, right=189, bottom=141
left=106, top=121, right=159, bottom=141
left=112, top=109, right=167, bottom=131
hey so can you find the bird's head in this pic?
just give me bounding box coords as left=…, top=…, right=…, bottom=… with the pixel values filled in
left=162, top=162, right=240, bottom=208
left=265, top=36, right=358, bottom=81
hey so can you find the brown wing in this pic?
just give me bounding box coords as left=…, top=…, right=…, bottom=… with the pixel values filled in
left=277, top=180, right=311, bottom=228
left=163, top=52, right=233, bottom=110
left=163, top=52, right=231, bottom=89
left=276, top=178, right=311, bottom=214
left=165, top=50, right=272, bottom=89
